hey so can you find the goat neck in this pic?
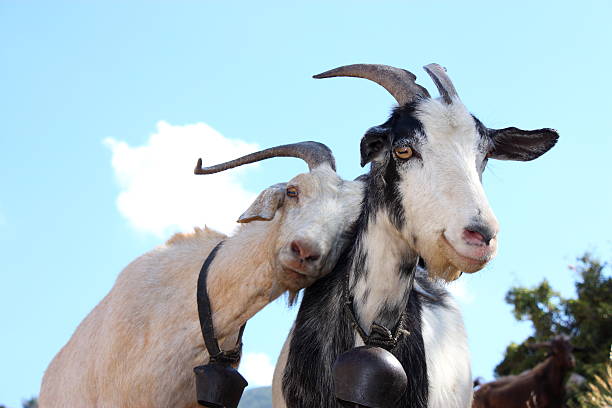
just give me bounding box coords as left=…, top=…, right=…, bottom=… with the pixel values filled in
left=349, top=176, right=419, bottom=334
left=205, top=221, right=282, bottom=339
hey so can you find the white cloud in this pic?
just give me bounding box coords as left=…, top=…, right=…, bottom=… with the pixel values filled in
left=446, top=278, right=475, bottom=304
left=239, top=352, right=275, bottom=387
left=105, top=121, right=260, bottom=237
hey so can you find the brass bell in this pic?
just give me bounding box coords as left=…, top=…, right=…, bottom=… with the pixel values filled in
left=333, top=346, right=407, bottom=408
left=194, top=362, right=248, bottom=408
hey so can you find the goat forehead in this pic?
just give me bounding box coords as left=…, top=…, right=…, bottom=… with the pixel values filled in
left=415, top=98, right=480, bottom=150
left=289, top=167, right=343, bottom=200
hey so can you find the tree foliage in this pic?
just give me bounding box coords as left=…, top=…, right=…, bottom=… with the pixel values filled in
left=496, top=254, right=611, bottom=378
left=0, top=398, right=38, bottom=408
left=494, top=254, right=611, bottom=405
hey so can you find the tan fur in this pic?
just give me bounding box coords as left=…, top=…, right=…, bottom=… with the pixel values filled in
left=40, top=165, right=364, bottom=408
left=40, top=226, right=281, bottom=408
left=272, top=330, right=292, bottom=408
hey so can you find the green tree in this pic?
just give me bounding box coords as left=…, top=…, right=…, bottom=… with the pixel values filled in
left=21, top=398, right=37, bottom=408
left=495, top=253, right=611, bottom=402
left=0, top=397, right=38, bottom=408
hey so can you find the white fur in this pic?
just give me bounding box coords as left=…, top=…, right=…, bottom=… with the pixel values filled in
left=422, top=289, right=473, bottom=408
left=39, top=165, right=363, bottom=408
left=353, top=210, right=413, bottom=330
left=399, top=99, right=499, bottom=280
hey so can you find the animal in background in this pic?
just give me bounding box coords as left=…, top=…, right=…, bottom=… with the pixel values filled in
left=473, top=335, right=578, bottom=408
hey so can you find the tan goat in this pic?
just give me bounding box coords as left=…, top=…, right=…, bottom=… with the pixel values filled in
left=39, top=142, right=363, bottom=408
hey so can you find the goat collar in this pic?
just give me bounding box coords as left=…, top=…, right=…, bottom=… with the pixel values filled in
left=196, top=240, right=246, bottom=365
left=342, top=257, right=418, bottom=351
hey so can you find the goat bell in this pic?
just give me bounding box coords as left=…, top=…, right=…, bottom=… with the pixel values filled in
left=333, top=346, right=407, bottom=408
left=194, top=362, right=248, bottom=408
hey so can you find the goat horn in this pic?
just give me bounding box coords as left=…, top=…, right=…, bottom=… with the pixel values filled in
left=423, top=63, right=459, bottom=104
left=313, top=64, right=430, bottom=106
left=194, top=141, right=336, bottom=174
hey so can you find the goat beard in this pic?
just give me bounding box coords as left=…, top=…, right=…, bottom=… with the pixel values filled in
left=426, top=257, right=463, bottom=282
left=287, top=290, right=299, bottom=306
left=425, top=235, right=492, bottom=281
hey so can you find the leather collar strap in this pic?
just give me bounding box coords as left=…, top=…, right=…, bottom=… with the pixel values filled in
left=342, top=258, right=418, bottom=351
left=197, top=240, right=246, bottom=365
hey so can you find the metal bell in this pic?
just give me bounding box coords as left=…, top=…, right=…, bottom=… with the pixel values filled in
left=194, top=363, right=248, bottom=408
left=333, top=346, right=407, bottom=408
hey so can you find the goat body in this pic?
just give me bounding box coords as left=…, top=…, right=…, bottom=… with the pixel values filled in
left=40, top=162, right=364, bottom=408
left=40, top=227, right=270, bottom=407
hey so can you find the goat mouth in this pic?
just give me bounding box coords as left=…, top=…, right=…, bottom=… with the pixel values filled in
left=438, top=234, right=491, bottom=273
left=280, top=264, right=316, bottom=280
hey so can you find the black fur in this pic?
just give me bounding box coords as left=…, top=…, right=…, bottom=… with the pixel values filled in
left=488, top=127, right=559, bottom=161
left=357, top=103, right=427, bottom=232
left=472, top=114, right=559, bottom=162
left=282, top=248, right=355, bottom=408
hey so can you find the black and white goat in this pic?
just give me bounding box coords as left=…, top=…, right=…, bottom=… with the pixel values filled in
left=273, top=64, right=558, bottom=408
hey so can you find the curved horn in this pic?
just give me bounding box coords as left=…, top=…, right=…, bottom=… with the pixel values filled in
left=423, top=63, right=459, bottom=104
left=194, top=141, right=336, bottom=174
left=313, top=64, right=430, bottom=106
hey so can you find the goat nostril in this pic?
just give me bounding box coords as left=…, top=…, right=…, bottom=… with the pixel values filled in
left=290, top=240, right=321, bottom=263
left=290, top=241, right=301, bottom=256
left=464, top=229, right=485, bottom=243
left=462, top=226, right=494, bottom=246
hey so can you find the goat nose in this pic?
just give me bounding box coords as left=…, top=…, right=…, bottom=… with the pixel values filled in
left=290, top=240, right=321, bottom=263
left=463, top=224, right=495, bottom=246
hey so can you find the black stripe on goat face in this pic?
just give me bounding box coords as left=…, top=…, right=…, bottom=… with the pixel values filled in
left=360, top=104, right=426, bottom=230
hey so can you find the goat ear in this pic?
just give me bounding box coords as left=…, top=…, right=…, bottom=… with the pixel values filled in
left=487, top=127, right=559, bottom=161
left=237, top=183, right=287, bottom=223
left=360, top=125, right=391, bottom=167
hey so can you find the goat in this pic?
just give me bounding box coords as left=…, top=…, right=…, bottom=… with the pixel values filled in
left=276, top=64, right=559, bottom=408
left=39, top=142, right=364, bottom=408
left=472, top=336, right=577, bottom=408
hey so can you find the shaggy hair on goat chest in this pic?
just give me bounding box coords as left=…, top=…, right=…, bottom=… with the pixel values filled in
left=282, top=248, right=436, bottom=408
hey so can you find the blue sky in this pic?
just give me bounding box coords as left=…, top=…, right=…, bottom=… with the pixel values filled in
left=1, top=1, right=611, bottom=406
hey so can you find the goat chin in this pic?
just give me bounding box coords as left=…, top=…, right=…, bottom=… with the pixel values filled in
left=424, top=258, right=462, bottom=282
left=421, top=238, right=495, bottom=281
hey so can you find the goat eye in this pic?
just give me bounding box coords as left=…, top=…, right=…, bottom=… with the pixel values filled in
left=286, top=186, right=299, bottom=198
left=394, top=146, right=413, bottom=160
